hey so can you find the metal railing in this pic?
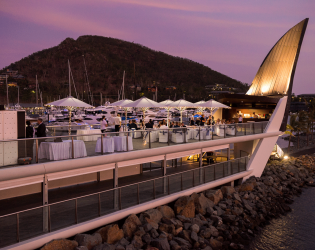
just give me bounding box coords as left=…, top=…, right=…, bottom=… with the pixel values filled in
left=0, top=122, right=267, bottom=168
left=0, top=156, right=248, bottom=248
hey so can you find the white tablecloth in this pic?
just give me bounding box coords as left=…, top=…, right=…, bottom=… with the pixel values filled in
left=226, top=125, right=236, bottom=135
left=144, top=130, right=158, bottom=143
left=95, top=137, right=115, bottom=153
left=113, top=136, right=133, bottom=151
left=159, top=130, right=169, bottom=142
left=77, top=129, right=101, bottom=141
left=38, top=140, right=87, bottom=160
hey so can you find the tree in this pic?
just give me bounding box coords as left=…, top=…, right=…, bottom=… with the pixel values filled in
left=284, top=124, right=294, bottom=152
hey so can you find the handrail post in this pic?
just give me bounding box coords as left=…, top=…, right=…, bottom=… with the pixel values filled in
left=167, top=129, right=170, bottom=146
left=261, top=122, right=263, bottom=133
left=235, top=124, right=237, bottom=137
left=238, top=159, right=240, bottom=173
left=245, top=123, right=247, bottom=135
left=75, top=199, right=78, bottom=224
left=71, top=136, right=74, bottom=159
left=98, top=193, right=101, bottom=217
left=149, top=130, right=151, bottom=149
left=137, top=184, right=140, bottom=204
left=181, top=173, right=183, bottom=190
left=193, top=170, right=195, bottom=187
left=214, top=165, right=216, bottom=180
left=184, top=127, right=187, bottom=143
left=36, top=139, right=39, bottom=163
left=203, top=167, right=206, bottom=183
left=153, top=180, right=156, bottom=199
left=224, top=124, right=226, bottom=138
left=16, top=213, right=20, bottom=242
left=168, top=176, right=170, bottom=195
left=48, top=206, right=51, bottom=232
left=126, top=133, right=129, bottom=151
left=101, top=134, right=104, bottom=155
left=199, top=126, right=201, bottom=141
left=119, top=188, right=122, bottom=209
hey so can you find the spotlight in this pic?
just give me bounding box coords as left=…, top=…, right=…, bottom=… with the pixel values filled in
left=284, top=155, right=289, bottom=160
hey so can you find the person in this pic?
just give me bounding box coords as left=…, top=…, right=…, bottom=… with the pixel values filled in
left=114, top=114, right=121, bottom=132
left=195, top=118, right=200, bottom=126
left=36, top=118, right=46, bottom=137
left=231, top=119, right=235, bottom=124
left=100, top=116, right=108, bottom=133
left=158, top=121, right=162, bottom=128
left=238, top=114, right=243, bottom=123
left=190, top=118, right=195, bottom=126
left=253, top=112, right=258, bottom=118
left=174, top=122, right=180, bottom=128
left=129, top=120, right=138, bottom=130
left=127, top=120, right=132, bottom=129
left=216, top=119, right=221, bottom=124
left=145, top=119, right=154, bottom=129
left=26, top=121, right=34, bottom=159
left=181, top=122, right=186, bottom=127
left=169, top=121, right=174, bottom=128
left=200, top=114, right=206, bottom=126
left=26, top=120, right=35, bottom=138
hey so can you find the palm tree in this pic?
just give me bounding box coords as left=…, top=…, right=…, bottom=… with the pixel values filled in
left=288, top=114, right=299, bottom=149
left=284, top=124, right=294, bottom=152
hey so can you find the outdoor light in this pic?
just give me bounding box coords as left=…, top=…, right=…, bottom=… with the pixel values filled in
left=284, top=155, right=289, bottom=160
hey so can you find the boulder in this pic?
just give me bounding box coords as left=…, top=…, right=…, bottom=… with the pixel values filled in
left=205, top=189, right=223, bottom=205
left=157, top=205, right=175, bottom=219
left=174, top=196, right=195, bottom=218
left=74, top=233, right=102, bottom=250
left=131, top=235, right=143, bottom=249
left=195, top=193, right=214, bottom=215
left=122, top=214, right=142, bottom=238
left=210, top=239, right=223, bottom=249
left=145, top=218, right=159, bottom=230
left=150, top=234, right=170, bottom=250
left=96, top=224, right=124, bottom=244
left=143, top=209, right=163, bottom=223
left=41, top=239, right=78, bottom=250
left=190, top=224, right=200, bottom=233
left=238, top=182, right=255, bottom=192
left=221, top=186, right=235, bottom=197
left=92, top=243, right=115, bottom=250
left=173, top=237, right=192, bottom=249
left=75, top=247, right=88, bottom=250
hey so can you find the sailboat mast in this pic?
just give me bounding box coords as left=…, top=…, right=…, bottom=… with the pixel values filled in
left=68, top=59, right=71, bottom=97
left=36, top=75, right=38, bottom=105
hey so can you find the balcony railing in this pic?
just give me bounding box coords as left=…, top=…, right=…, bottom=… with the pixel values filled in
left=0, top=122, right=267, bottom=168
left=0, top=156, right=248, bottom=248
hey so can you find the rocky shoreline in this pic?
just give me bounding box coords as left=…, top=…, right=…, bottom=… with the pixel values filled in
left=41, top=155, right=315, bottom=250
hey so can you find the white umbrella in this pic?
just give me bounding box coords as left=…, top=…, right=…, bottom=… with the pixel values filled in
left=122, top=97, right=162, bottom=127
left=46, top=96, right=93, bottom=135
left=159, top=100, right=174, bottom=126
left=197, top=99, right=231, bottom=131
left=194, top=100, right=207, bottom=113
left=167, top=99, right=195, bottom=123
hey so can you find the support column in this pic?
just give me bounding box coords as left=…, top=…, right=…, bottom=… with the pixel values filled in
left=43, top=175, right=48, bottom=233
left=97, top=172, right=101, bottom=182
left=163, top=155, right=167, bottom=176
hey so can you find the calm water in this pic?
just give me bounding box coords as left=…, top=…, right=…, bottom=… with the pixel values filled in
left=248, top=187, right=315, bottom=250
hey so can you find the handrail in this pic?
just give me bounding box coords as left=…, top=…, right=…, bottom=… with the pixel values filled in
left=0, top=121, right=269, bottom=143
left=0, top=156, right=248, bottom=219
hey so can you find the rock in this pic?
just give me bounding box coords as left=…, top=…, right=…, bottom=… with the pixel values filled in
left=239, top=182, right=255, bottom=192
left=96, top=224, right=124, bottom=244
left=190, top=224, right=200, bottom=233
left=151, top=235, right=170, bottom=250
left=74, top=233, right=102, bottom=250
left=131, top=235, right=143, bottom=249
left=75, top=247, right=88, bottom=250
left=142, top=233, right=152, bottom=245
left=205, top=189, right=223, bottom=205
left=210, top=238, right=223, bottom=249
left=159, top=223, right=169, bottom=233
left=178, top=230, right=192, bottom=242
left=201, top=246, right=213, bottom=250
left=221, top=186, right=235, bottom=197
left=157, top=205, right=175, bottom=219
left=150, top=228, right=160, bottom=238
left=118, top=238, right=130, bottom=246
left=195, top=193, right=215, bottom=215
left=174, top=196, right=195, bottom=218
left=191, top=231, right=199, bottom=242
left=169, top=240, right=181, bottom=250
left=115, top=245, right=125, bottom=250
left=93, top=243, right=115, bottom=250
left=145, top=218, right=159, bottom=230
left=125, top=244, right=135, bottom=250
left=122, top=214, right=142, bottom=238
left=41, top=239, right=78, bottom=250
left=173, top=237, right=192, bottom=249
left=143, top=209, right=163, bottom=223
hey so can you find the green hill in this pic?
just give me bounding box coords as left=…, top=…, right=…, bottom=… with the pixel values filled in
left=0, top=36, right=248, bottom=105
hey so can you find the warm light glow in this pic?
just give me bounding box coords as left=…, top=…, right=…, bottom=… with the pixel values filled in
left=261, top=85, right=269, bottom=93
left=284, top=155, right=289, bottom=160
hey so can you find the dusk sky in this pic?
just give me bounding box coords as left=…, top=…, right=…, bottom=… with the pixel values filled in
left=1, top=0, right=314, bottom=95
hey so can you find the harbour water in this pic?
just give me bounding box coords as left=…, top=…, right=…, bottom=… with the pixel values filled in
left=248, top=187, right=315, bottom=250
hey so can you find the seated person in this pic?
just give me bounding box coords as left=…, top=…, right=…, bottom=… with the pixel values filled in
left=181, top=122, right=186, bottom=127
left=173, top=121, right=180, bottom=128
left=216, top=119, right=221, bottom=124
left=190, top=117, right=195, bottom=126
left=145, top=119, right=154, bottom=129
left=195, top=118, right=201, bottom=126
left=129, top=120, right=138, bottom=130
left=169, top=121, right=175, bottom=128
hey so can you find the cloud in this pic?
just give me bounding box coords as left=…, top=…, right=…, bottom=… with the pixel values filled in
left=0, top=1, right=125, bottom=37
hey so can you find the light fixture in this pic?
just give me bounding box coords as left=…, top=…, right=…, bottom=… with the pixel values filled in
left=284, top=155, right=289, bottom=160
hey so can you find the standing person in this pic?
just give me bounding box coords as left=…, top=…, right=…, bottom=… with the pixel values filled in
left=200, top=114, right=206, bottom=126
left=114, top=114, right=121, bottom=132
left=36, top=118, right=46, bottom=137
left=26, top=121, right=34, bottom=158
left=100, top=116, right=108, bottom=133
left=238, top=114, right=243, bottom=123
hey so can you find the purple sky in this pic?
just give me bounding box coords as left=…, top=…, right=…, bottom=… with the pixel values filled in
left=1, top=0, right=314, bottom=95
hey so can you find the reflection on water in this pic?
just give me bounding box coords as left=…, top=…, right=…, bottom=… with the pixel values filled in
left=248, top=187, right=315, bottom=250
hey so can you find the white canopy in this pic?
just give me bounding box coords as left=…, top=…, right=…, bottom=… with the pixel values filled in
left=167, top=99, right=195, bottom=108
left=197, top=99, right=231, bottom=109
left=46, top=96, right=93, bottom=108
left=122, top=96, right=162, bottom=108
left=194, top=100, right=206, bottom=105
left=111, top=99, right=133, bottom=107
left=159, top=99, right=174, bottom=106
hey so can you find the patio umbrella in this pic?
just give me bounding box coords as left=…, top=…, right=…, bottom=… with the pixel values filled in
left=167, top=99, right=195, bottom=123
left=159, top=99, right=174, bottom=127
left=111, top=99, right=134, bottom=127
left=46, top=96, right=93, bottom=135
left=122, top=97, right=162, bottom=127
left=196, top=99, right=231, bottom=131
